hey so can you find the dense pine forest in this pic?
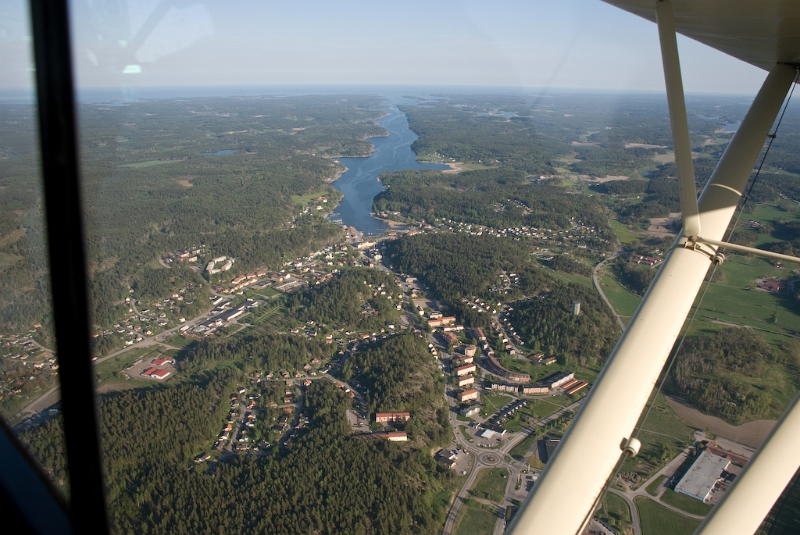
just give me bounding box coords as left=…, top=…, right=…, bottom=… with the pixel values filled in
left=672, top=328, right=795, bottom=424
left=347, top=334, right=451, bottom=448
left=507, top=283, right=621, bottom=368
left=386, top=233, right=536, bottom=300
left=289, top=268, right=402, bottom=331
left=22, top=377, right=456, bottom=534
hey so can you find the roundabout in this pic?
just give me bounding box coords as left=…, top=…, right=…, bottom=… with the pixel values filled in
left=480, top=453, right=500, bottom=465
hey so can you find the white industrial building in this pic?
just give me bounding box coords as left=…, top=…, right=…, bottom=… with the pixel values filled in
left=675, top=450, right=730, bottom=502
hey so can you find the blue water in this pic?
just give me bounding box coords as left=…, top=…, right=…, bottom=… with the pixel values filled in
left=329, top=106, right=448, bottom=235
left=720, top=121, right=740, bottom=133
left=202, top=149, right=239, bottom=156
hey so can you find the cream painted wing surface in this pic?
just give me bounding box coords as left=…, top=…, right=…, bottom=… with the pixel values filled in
left=603, top=0, right=800, bottom=71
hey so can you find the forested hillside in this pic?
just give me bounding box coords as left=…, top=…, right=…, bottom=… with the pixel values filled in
left=507, top=283, right=621, bottom=367
left=22, top=378, right=456, bottom=534
left=349, top=334, right=451, bottom=447
left=673, top=328, right=790, bottom=424
left=386, top=233, right=544, bottom=301
left=179, top=327, right=333, bottom=373
left=289, top=268, right=401, bottom=331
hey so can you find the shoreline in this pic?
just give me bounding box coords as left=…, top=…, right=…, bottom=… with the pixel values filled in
left=372, top=216, right=411, bottom=229
left=442, top=161, right=466, bottom=173
left=323, top=164, right=348, bottom=183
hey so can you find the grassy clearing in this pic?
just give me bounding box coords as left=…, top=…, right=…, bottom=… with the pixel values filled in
left=163, top=335, right=197, bottom=350
left=646, top=474, right=667, bottom=496
left=660, top=489, right=712, bottom=516
left=520, top=399, right=561, bottom=420
left=545, top=267, right=594, bottom=289
left=482, top=394, right=513, bottom=415
left=599, top=269, right=642, bottom=319
left=470, top=468, right=509, bottom=502
left=599, top=492, right=632, bottom=529
left=247, top=303, right=284, bottom=325
left=610, top=219, right=641, bottom=244
left=636, top=497, right=701, bottom=535
left=452, top=499, right=497, bottom=535
left=255, top=286, right=280, bottom=297
left=119, top=160, right=181, bottom=169
left=637, top=392, right=695, bottom=441
left=291, top=189, right=330, bottom=206
left=509, top=431, right=540, bottom=460
left=540, top=394, right=575, bottom=408
left=692, top=254, right=800, bottom=337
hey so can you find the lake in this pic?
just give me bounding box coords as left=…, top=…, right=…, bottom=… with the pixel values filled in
left=202, top=149, right=239, bottom=156
left=329, top=106, right=448, bottom=235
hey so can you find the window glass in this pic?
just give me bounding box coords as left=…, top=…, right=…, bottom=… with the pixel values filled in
left=0, top=0, right=68, bottom=497
left=6, top=0, right=800, bottom=532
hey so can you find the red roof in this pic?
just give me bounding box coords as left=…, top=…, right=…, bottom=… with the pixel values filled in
left=142, top=367, right=158, bottom=376
left=152, top=357, right=172, bottom=366
left=152, top=369, right=170, bottom=378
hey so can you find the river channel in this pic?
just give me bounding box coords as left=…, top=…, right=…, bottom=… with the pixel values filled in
left=329, top=105, right=448, bottom=235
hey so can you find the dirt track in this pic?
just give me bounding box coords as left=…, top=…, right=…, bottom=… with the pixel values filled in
left=665, top=395, right=776, bottom=448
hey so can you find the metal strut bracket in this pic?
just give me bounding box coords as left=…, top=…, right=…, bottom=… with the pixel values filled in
left=681, top=236, right=720, bottom=263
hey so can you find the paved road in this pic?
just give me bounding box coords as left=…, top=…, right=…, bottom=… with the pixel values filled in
left=592, top=252, right=626, bottom=331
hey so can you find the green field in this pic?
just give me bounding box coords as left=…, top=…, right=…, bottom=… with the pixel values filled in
left=521, top=399, right=562, bottom=420
left=162, top=335, right=198, bottom=350
left=545, top=267, right=594, bottom=289
left=637, top=393, right=695, bottom=441
left=509, top=431, right=540, bottom=460
left=599, top=269, right=642, bottom=320
left=118, top=159, right=181, bottom=169
left=452, top=499, right=497, bottom=535
left=470, top=468, right=509, bottom=502
left=482, top=394, right=513, bottom=415
left=636, top=497, right=701, bottom=535
left=646, top=474, right=667, bottom=497
left=255, top=286, right=280, bottom=298
left=599, top=492, right=632, bottom=529
left=501, top=400, right=565, bottom=432
left=291, top=189, right=332, bottom=206
left=610, top=219, right=641, bottom=244
left=660, top=489, right=712, bottom=516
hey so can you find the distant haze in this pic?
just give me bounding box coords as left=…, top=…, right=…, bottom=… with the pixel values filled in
left=1, top=0, right=765, bottom=95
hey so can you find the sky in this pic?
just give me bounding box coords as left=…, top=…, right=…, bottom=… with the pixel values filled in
left=0, top=0, right=766, bottom=95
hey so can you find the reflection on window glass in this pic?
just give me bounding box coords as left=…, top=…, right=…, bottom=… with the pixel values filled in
left=0, top=0, right=67, bottom=497
left=4, top=0, right=800, bottom=532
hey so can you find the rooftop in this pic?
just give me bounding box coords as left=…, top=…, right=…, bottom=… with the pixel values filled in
left=675, top=450, right=730, bottom=502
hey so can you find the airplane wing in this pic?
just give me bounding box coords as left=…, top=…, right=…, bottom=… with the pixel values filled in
left=603, top=0, right=800, bottom=72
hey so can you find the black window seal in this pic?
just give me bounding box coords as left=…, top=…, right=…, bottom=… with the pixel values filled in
left=25, top=0, right=110, bottom=532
